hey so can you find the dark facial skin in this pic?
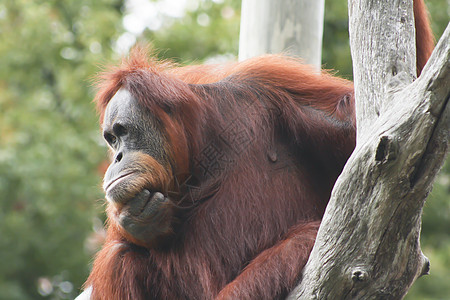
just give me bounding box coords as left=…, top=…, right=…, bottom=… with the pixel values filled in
left=102, top=89, right=175, bottom=248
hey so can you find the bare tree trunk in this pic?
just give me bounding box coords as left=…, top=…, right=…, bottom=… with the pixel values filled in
left=238, top=0, right=324, bottom=69
left=288, top=0, right=450, bottom=298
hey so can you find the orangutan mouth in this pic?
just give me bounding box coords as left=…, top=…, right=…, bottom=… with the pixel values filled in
left=104, top=172, right=135, bottom=192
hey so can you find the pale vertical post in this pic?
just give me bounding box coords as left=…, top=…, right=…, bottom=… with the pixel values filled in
left=238, top=0, right=325, bottom=70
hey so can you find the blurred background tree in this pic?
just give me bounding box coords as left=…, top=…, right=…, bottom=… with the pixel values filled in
left=0, top=0, right=447, bottom=299
left=0, top=0, right=124, bottom=299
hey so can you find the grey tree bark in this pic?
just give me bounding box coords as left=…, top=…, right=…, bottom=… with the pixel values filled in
left=288, top=0, right=450, bottom=299
left=238, top=0, right=324, bottom=69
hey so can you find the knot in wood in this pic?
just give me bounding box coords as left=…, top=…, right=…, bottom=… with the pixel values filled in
left=420, top=255, right=430, bottom=277
left=392, top=65, right=398, bottom=76
left=351, top=268, right=368, bottom=282
left=375, top=136, right=399, bottom=163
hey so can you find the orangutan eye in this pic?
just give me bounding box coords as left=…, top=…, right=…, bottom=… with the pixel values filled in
left=103, top=132, right=117, bottom=147
left=113, top=123, right=128, bottom=137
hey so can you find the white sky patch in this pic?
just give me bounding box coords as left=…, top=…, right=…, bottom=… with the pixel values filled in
left=196, top=12, right=210, bottom=27
left=123, top=0, right=188, bottom=34
left=115, top=0, right=191, bottom=54
left=114, top=32, right=137, bottom=54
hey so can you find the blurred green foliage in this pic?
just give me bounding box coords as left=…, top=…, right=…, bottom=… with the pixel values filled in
left=0, top=0, right=448, bottom=299
left=143, top=0, right=241, bottom=63
left=0, top=0, right=124, bottom=298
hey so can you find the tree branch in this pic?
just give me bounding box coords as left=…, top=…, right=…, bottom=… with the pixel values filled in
left=288, top=0, right=449, bottom=297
